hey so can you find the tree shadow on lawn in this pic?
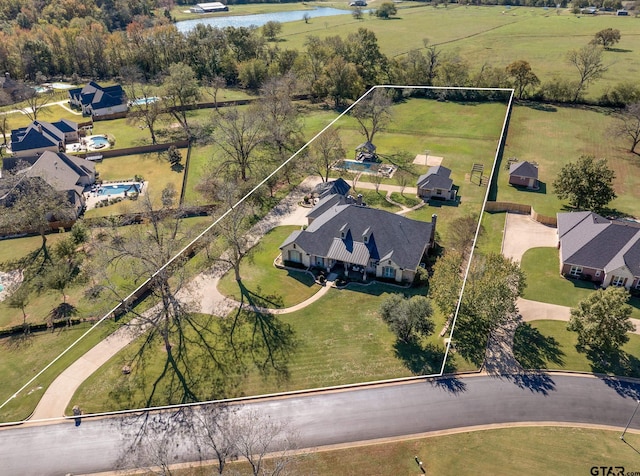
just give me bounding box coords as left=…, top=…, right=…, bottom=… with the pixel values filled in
left=595, top=351, right=640, bottom=401
left=522, top=101, right=557, bottom=113
left=513, top=322, right=565, bottom=369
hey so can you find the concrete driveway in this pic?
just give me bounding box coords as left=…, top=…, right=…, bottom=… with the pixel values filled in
left=501, top=212, right=557, bottom=262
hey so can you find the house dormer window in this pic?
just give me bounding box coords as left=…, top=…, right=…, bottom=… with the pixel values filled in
left=362, top=227, right=371, bottom=243
left=340, top=223, right=349, bottom=239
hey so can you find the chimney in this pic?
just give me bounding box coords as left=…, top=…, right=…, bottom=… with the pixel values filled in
left=357, top=194, right=363, bottom=206
left=430, top=214, right=437, bottom=247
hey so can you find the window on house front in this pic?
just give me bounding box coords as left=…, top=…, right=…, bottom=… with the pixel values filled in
left=635, top=280, right=640, bottom=290
left=436, top=189, right=442, bottom=195
left=382, top=266, right=395, bottom=278
left=569, top=266, right=582, bottom=276
left=316, top=256, right=324, bottom=267
left=289, top=250, right=302, bottom=263
left=611, top=275, right=626, bottom=287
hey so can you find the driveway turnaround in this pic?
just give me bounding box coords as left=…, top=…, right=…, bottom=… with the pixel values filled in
left=501, top=212, right=557, bottom=262
left=2, top=374, right=640, bottom=476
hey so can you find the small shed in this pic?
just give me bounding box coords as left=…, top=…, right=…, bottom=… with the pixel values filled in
left=509, top=161, right=539, bottom=189
left=417, top=165, right=456, bottom=201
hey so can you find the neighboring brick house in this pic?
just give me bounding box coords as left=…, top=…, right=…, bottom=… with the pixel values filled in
left=10, top=119, right=78, bottom=158
left=508, top=161, right=539, bottom=190
left=557, top=211, right=640, bottom=289
left=280, top=182, right=436, bottom=283
left=68, top=81, right=128, bottom=118
left=417, top=165, right=456, bottom=201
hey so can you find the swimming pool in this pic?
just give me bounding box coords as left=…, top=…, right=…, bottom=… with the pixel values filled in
left=98, top=183, right=142, bottom=197
left=336, top=160, right=380, bottom=173
left=90, top=136, right=110, bottom=148
left=130, top=97, right=159, bottom=106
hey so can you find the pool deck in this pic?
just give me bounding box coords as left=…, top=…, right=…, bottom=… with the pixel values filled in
left=84, top=181, right=146, bottom=210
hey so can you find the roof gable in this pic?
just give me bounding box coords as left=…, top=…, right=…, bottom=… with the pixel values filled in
left=417, top=165, right=453, bottom=190
left=282, top=205, right=433, bottom=270
left=509, top=161, right=538, bottom=179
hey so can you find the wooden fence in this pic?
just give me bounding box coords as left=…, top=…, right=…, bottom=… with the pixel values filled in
left=485, top=201, right=557, bottom=227
left=77, top=139, right=189, bottom=159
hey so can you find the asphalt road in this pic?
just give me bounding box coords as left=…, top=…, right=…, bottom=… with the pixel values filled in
left=2, top=373, right=640, bottom=476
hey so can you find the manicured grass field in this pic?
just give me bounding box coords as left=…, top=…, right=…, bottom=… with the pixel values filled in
left=520, top=247, right=640, bottom=319
left=217, top=226, right=319, bottom=308
left=85, top=152, right=185, bottom=217
left=69, top=281, right=473, bottom=414
left=189, top=427, right=640, bottom=476
left=476, top=211, right=506, bottom=256
left=278, top=4, right=640, bottom=100
left=0, top=320, right=117, bottom=422
left=514, top=320, right=640, bottom=377
left=498, top=104, right=640, bottom=218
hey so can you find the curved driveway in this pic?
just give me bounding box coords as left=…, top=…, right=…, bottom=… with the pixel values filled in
left=2, top=373, right=640, bottom=476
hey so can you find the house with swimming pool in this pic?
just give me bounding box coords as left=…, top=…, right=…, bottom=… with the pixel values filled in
left=1, top=150, right=95, bottom=220
left=10, top=119, right=79, bottom=158
left=68, top=81, right=128, bottom=118
left=280, top=180, right=436, bottom=283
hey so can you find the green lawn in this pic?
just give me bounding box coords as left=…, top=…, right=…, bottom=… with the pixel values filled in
left=0, top=320, right=117, bottom=423
left=514, top=320, right=640, bottom=377
left=476, top=211, right=506, bottom=256
left=277, top=4, right=640, bottom=101
left=520, top=247, right=640, bottom=319
left=197, top=427, right=640, bottom=476
left=70, top=281, right=475, bottom=414
left=497, top=104, right=640, bottom=218
left=217, top=226, right=319, bottom=308
left=85, top=152, right=185, bottom=217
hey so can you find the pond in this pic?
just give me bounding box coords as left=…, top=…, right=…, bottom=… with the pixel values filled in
left=176, top=7, right=356, bottom=32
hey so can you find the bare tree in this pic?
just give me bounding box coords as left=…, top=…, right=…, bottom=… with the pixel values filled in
left=567, top=45, right=608, bottom=103
left=309, top=128, right=344, bottom=182
left=232, top=409, right=298, bottom=476
left=211, top=107, right=265, bottom=181
left=395, top=170, right=409, bottom=196
left=0, top=176, right=74, bottom=264
left=94, top=189, right=242, bottom=407
left=163, top=62, right=200, bottom=139
left=258, top=75, right=303, bottom=164
left=207, top=181, right=256, bottom=282
left=352, top=88, right=393, bottom=144
left=208, top=74, right=227, bottom=112
left=14, top=83, right=52, bottom=122
left=613, top=102, right=640, bottom=154
left=124, top=67, right=164, bottom=145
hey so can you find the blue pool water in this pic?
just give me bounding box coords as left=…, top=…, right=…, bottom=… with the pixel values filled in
left=90, top=136, right=110, bottom=147
left=98, top=183, right=142, bottom=197
left=337, top=160, right=379, bottom=173
left=176, top=7, right=357, bottom=32
left=130, top=97, right=159, bottom=106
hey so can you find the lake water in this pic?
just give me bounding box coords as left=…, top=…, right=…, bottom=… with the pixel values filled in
left=176, top=7, right=355, bottom=32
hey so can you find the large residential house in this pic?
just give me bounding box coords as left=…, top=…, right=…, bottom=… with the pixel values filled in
left=417, top=165, right=456, bottom=201
left=557, top=211, right=640, bottom=290
left=10, top=119, right=78, bottom=158
left=24, top=151, right=95, bottom=216
left=68, top=81, right=128, bottom=118
left=280, top=181, right=436, bottom=283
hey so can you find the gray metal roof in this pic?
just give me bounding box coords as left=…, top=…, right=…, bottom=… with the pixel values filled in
left=509, top=161, right=538, bottom=180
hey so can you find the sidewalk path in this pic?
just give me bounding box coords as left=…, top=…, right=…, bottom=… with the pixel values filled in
left=28, top=175, right=443, bottom=419
left=30, top=176, right=322, bottom=419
